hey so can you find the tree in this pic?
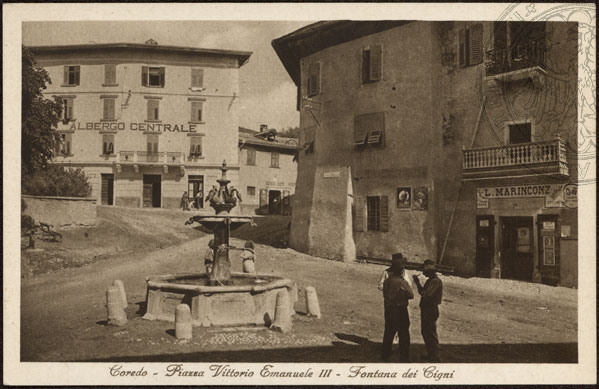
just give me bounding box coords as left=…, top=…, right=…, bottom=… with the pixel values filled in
left=277, top=126, right=301, bottom=139
left=22, top=165, right=91, bottom=198
left=22, top=45, right=62, bottom=177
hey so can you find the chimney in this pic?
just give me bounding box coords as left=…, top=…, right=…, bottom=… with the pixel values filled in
left=260, top=124, right=268, bottom=132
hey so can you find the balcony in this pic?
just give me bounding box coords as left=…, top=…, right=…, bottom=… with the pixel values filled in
left=462, top=136, right=569, bottom=180
left=485, top=40, right=547, bottom=86
left=115, top=151, right=185, bottom=174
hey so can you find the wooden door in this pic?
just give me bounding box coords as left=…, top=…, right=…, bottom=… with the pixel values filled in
left=475, top=215, right=494, bottom=277
left=500, top=217, right=534, bottom=281
left=101, top=174, right=114, bottom=205
left=143, top=175, right=161, bottom=208
left=537, top=214, right=560, bottom=286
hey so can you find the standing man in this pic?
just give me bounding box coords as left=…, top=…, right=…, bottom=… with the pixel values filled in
left=381, top=255, right=414, bottom=362
left=413, top=260, right=443, bottom=362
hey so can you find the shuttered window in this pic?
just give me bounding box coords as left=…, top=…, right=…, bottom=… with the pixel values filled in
left=103, top=98, right=116, bottom=120
left=61, top=97, right=74, bottom=121
left=59, top=133, right=72, bottom=155
left=247, top=186, right=256, bottom=196
left=142, top=66, right=165, bottom=87
left=191, top=68, right=204, bottom=88
left=102, top=134, right=115, bottom=155
left=147, top=134, right=159, bottom=153
left=362, top=44, right=382, bottom=83
left=104, top=64, right=117, bottom=85
left=246, top=149, right=256, bottom=165
left=366, top=195, right=389, bottom=232
left=146, top=99, right=160, bottom=121
left=307, top=62, right=321, bottom=97
left=271, top=152, right=280, bottom=168
left=354, top=112, right=385, bottom=147
left=63, top=66, right=80, bottom=86
left=458, top=24, right=483, bottom=67
left=190, top=101, right=203, bottom=122
left=189, top=136, right=202, bottom=157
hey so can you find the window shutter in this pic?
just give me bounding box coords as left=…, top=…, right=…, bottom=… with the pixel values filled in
left=74, top=66, right=80, bottom=85
left=103, top=140, right=107, bottom=155
left=190, top=144, right=195, bottom=156
left=147, top=142, right=152, bottom=153
left=380, top=195, right=389, bottom=232
left=109, top=142, right=114, bottom=154
left=469, top=24, right=483, bottom=65
left=197, top=138, right=202, bottom=156
left=362, top=49, right=370, bottom=83
left=63, top=66, right=69, bottom=85
left=159, top=67, right=165, bottom=87
left=353, top=115, right=368, bottom=145
left=142, top=66, right=148, bottom=86
left=105, top=64, right=116, bottom=84
left=354, top=196, right=365, bottom=232
left=103, top=99, right=115, bottom=120
left=369, top=44, right=382, bottom=81
left=458, top=28, right=466, bottom=67
left=153, top=142, right=158, bottom=153
left=191, top=68, right=204, bottom=87
left=67, top=99, right=74, bottom=119
left=147, top=100, right=153, bottom=120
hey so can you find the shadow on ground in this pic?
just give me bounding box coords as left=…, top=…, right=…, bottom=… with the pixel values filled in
left=78, top=332, right=577, bottom=363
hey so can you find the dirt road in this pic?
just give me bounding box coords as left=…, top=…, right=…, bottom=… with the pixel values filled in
left=21, top=234, right=577, bottom=363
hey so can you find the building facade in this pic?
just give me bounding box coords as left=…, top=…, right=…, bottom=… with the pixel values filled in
left=31, top=41, right=251, bottom=211
left=273, top=21, right=578, bottom=286
left=238, top=127, right=298, bottom=215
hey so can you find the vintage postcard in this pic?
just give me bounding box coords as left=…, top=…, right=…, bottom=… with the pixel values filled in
left=3, top=2, right=596, bottom=385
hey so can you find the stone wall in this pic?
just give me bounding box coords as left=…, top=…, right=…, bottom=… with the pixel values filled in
left=22, top=195, right=97, bottom=228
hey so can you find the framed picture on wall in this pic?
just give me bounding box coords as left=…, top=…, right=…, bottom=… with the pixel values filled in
left=397, top=187, right=411, bottom=209
left=544, top=250, right=556, bottom=266
left=413, top=186, right=428, bottom=211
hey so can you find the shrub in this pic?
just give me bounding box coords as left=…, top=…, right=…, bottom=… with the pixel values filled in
left=22, top=165, right=92, bottom=198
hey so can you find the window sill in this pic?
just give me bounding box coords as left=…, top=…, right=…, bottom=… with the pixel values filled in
left=60, top=84, right=79, bottom=87
left=57, top=154, right=74, bottom=157
left=188, top=121, right=205, bottom=125
left=100, top=119, right=117, bottom=122
left=57, top=129, right=75, bottom=134
left=100, top=154, right=116, bottom=157
left=143, top=85, right=164, bottom=89
left=144, top=120, right=162, bottom=123
left=246, top=163, right=256, bottom=166
left=188, top=155, right=205, bottom=160
left=187, top=132, right=206, bottom=137
left=102, top=83, right=119, bottom=87
left=270, top=166, right=280, bottom=169
left=143, top=130, right=162, bottom=135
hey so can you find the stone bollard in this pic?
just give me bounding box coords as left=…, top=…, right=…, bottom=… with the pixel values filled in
left=106, top=286, right=127, bottom=326
left=290, top=283, right=299, bottom=303
left=305, top=286, right=321, bottom=318
left=175, top=304, right=193, bottom=340
left=271, top=289, right=292, bottom=333
left=113, top=280, right=127, bottom=309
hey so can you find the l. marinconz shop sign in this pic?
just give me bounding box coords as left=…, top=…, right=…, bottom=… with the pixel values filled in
left=477, top=183, right=577, bottom=209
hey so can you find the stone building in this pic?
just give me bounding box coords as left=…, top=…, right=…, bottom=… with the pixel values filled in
left=238, top=126, right=298, bottom=215
left=273, top=21, right=578, bottom=286
left=30, top=40, right=251, bottom=211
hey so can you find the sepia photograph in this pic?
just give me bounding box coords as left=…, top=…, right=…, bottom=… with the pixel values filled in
left=3, top=2, right=596, bottom=385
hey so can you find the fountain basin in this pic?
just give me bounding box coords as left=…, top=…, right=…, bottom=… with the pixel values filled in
left=143, top=272, right=294, bottom=327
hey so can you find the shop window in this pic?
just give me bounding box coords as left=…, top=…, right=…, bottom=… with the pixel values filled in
left=458, top=24, right=483, bottom=67
left=354, top=112, right=385, bottom=147
left=61, top=97, right=74, bottom=123
left=104, top=64, right=117, bottom=85
left=191, top=68, right=204, bottom=88
left=146, top=134, right=159, bottom=153
left=271, top=152, right=280, bottom=168
left=58, top=133, right=72, bottom=156
left=146, top=99, right=160, bottom=121
left=362, top=44, right=382, bottom=83
left=63, top=65, right=80, bottom=86
left=189, top=136, right=202, bottom=157
left=102, top=134, right=115, bottom=155
left=246, top=149, right=256, bottom=165
left=366, top=195, right=389, bottom=232
left=102, top=98, right=116, bottom=120
left=307, top=62, right=321, bottom=97
left=509, top=123, right=532, bottom=144
left=141, top=66, right=165, bottom=87
left=247, top=186, right=256, bottom=197
left=190, top=101, right=203, bottom=122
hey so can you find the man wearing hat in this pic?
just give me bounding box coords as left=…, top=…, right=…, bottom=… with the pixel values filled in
left=381, top=254, right=414, bottom=362
left=413, top=259, right=443, bottom=362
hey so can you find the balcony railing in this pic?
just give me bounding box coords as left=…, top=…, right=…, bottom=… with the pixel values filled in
left=117, top=151, right=185, bottom=164
left=485, top=39, right=546, bottom=76
left=463, top=137, right=569, bottom=178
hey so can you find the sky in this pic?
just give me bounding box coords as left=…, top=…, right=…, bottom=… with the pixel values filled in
left=22, top=21, right=312, bottom=131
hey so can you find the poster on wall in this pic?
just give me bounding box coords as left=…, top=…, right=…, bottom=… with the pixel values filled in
left=413, top=186, right=428, bottom=211
left=544, top=250, right=556, bottom=266
left=543, top=235, right=555, bottom=250
left=396, top=187, right=411, bottom=209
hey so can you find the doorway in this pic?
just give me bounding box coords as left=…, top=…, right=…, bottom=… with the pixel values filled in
left=500, top=216, right=534, bottom=281
left=143, top=174, right=161, bottom=208
left=268, top=190, right=281, bottom=215
left=101, top=174, right=114, bottom=205
left=475, top=215, right=494, bottom=277
left=188, top=175, right=204, bottom=210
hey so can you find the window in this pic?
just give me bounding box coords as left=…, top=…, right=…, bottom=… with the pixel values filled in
left=271, top=152, right=280, bottom=168
left=141, top=66, right=165, bottom=87
left=104, top=64, right=117, bottom=85
left=487, top=22, right=546, bottom=74
left=362, top=44, right=382, bottom=83
left=246, top=149, right=256, bottom=165
left=366, top=195, right=389, bottom=232
left=61, top=97, right=74, bottom=122
left=102, top=134, right=115, bottom=155
left=304, top=140, right=315, bottom=154
left=103, top=98, right=116, bottom=120
left=247, top=186, right=256, bottom=197
left=189, top=136, right=202, bottom=157
left=58, top=133, right=72, bottom=156
left=509, top=123, right=532, bottom=144
left=63, top=66, right=80, bottom=86
left=458, top=24, right=483, bottom=67
left=147, top=134, right=159, bottom=153
left=191, top=68, right=204, bottom=88
left=146, top=99, right=160, bottom=121
left=190, top=101, right=203, bottom=122
left=354, top=112, right=385, bottom=147
left=307, top=62, right=320, bottom=96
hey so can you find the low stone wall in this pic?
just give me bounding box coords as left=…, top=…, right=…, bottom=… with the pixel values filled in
left=22, top=195, right=97, bottom=228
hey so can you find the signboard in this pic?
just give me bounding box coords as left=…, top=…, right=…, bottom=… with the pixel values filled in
left=476, top=184, right=573, bottom=209
left=323, top=171, right=340, bottom=178
left=65, top=121, right=200, bottom=133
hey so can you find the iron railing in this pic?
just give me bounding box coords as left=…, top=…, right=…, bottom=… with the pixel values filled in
left=485, top=39, right=546, bottom=76
left=117, top=151, right=184, bottom=164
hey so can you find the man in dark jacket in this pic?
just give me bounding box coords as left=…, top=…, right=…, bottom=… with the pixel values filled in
left=382, top=255, right=414, bottom=362
left=413, top=259, right=443, bottom=362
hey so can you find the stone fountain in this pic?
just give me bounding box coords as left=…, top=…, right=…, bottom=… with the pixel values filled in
left=143, top=161, right=294, bottom=327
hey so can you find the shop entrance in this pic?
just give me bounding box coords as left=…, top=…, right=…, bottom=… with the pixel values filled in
left=101, top=174, right=114, bottom=206
left=475, top=215, right=494, bottom=277
left=268, top=190, right=282, bottom=214
left=143, top=174, right=161, bottom=208
left=188, top=175, right=204, bottom=210
left=500, top=216, right=534, bottom=281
